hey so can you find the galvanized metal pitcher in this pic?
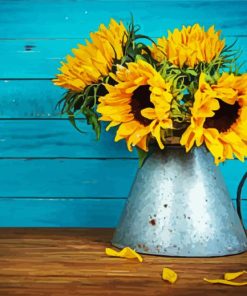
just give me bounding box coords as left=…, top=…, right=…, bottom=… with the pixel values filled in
left=112, top=146, right=247, bottom=257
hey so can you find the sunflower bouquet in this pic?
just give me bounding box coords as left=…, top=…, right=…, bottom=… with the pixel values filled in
left=53, top=19, right=247, bottom=165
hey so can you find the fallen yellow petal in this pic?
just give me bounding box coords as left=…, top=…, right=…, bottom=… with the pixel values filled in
left=162, top=267, right=178, bottom=284
left=204, top=278, right=247, bottom=286
left=105, top=247, right=143, bottom=262
left=224, top=270, right=247, bottom=281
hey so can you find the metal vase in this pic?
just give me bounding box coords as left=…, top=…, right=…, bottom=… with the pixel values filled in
left=112, top=146, right=247, bottom=257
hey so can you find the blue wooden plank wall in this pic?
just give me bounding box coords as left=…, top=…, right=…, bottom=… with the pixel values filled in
left=0, top=0, right=246, bottom=227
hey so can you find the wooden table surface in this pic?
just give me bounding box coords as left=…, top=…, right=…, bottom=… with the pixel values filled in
left=0, top=228, right=246, bottom=296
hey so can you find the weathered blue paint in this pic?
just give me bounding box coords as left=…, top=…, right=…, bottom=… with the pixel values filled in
left=1, top=0, right=247, bottom=38
left=0, top=120, right=246, bottom=199
left=0, top=158, right=245, bottom=200
left=0, top=0, right=246, bottom=227
left=0, top=80, right=62, bottom=118
left=0, top=198, right=246, bottom=228
left=0, top=198, right=126, bottom=227
left=0, top=159, right=137, bottom=198
left=0, top=37, right=246, bottom=79
left=0, top=120, right=137, bottom=157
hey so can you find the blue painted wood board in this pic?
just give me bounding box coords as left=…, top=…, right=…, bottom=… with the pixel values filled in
left=0, top=198, right=126, bottom=227
left=0, top=37, right=246, bottom=79
left=0, top=198, right=245, bottom=228
left=1, top=0, right=247, bottom=38
left=0, top=80, right=62, bottom=118
left=0, top=120, right=135, bottom=157
left=0, top=159, right=137, bottom=198
left=0, top=0, right=246, bottom=227
left=0, top=158, right=245, bottom=200
left=0, top=119, right=246, bottom=199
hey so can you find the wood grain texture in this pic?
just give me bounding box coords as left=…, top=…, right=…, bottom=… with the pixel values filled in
left=0, top=228, right=246, bottom=296
left=0, top=198, right=246, bottom=227
left=0, top=37, right=246, bottom=79
left=1, top=0, right=247, bottom=38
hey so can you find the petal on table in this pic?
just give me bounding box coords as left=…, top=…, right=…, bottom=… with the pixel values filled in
left=204, top=278, right=247, bottom=286
left=224, top=270, right=247, bottom=281
left=105, top=247, right=143, bottom=262
left=162, top=267, right=178, bottom=284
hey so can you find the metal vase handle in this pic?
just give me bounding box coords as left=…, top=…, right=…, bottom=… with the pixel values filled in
left=237, top=171, right=247, bottom=229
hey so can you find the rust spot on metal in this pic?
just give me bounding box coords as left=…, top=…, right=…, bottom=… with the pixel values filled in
left=143, top=245, right=149, bottom=252
left=149, top=219, right=156, bottom=226
left=164, top=204, right=168, bottom=208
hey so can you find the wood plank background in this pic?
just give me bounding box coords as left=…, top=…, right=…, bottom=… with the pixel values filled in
left=0, top=0, right=246, bottom=227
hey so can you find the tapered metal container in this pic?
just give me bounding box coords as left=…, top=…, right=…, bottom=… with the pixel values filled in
left=112, top=146, right=247, bottom=257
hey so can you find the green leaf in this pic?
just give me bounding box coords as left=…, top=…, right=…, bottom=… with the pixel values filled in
left=82, top=107, right=101, bottom=140
left=136, top=147, right=149, bottom=167
left=135, top=54, right=146, bottom=62
left=185, top=69, right=197, bottom=76
left=134, top=34, right=155, bottom=44
left=68, top=112, right=86, bottom=134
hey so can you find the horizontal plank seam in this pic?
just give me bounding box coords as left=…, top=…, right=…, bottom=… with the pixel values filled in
left=0, top=35, right=246, bottom=40
left=0, top=197, right=245, bottom=200
left=0, top=117, right=70, bottom=120
left=0, top=78, right=52, bottom=81
left=0, top=157, right=138, bottom=160
left=0, top=157, right=245, bottom=162
left=0, top=197, right=128, bottom=200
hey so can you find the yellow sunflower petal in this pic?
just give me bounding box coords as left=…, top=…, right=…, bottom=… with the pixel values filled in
left=136, top=135, right=149, bottom=151
left=162, top=268, right=178, bottom=284
left=153, top=123, right=164, bottom=149
left=141, top=108, right=156, bottom=120
left=180, top=127, right=196, bottom=152
left=204, top=278, right=247, bottom=286
left=150, top=24, right=225, bottom=68
left=115, top=121, right=139, bottom=141
left=106, top=121, right=121, bottom=131
left=97, top=60, right=173, bottom=152
left=182, top=72, right=247, bottom=161
left=204, top=136, right=224, bottom=164
left=53, top=19, right=127, bottom=91
left=105, top=247, right=143, bottom=262
left=224, top=271, right=247, bottom=281
left=127, top=126, right=150, bottom=150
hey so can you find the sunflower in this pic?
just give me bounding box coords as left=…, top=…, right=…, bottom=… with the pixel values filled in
left=97, top=60, right=173, bottom=151
left=150, top=24, right=225, bottom=68
left=53, top=19, right=127, bottom=92
left=180, top=73, right=247, bottom=164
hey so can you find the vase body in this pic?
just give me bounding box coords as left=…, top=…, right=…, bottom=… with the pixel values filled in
left=112, top=146, right=247, bottom=257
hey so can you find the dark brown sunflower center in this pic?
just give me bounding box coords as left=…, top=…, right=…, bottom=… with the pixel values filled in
left=204, top=100, right=240, bottom=133
left=130, top=85, right=154, bottom=126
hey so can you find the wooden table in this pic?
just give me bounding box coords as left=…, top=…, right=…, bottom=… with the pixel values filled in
left=0, top=229, right=246, bottom=296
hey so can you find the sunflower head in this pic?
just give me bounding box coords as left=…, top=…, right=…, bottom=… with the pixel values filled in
left=53, top=19, right=127, bottom=92
left=150, top=24, right=225, bottom=68
left=180, top=73, right=247, bottom=164
left=97, top=60, right=173, bottom=151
